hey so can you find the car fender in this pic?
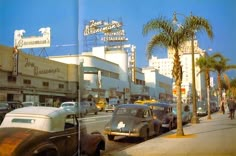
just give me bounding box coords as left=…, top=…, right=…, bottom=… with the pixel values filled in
left=134, top=122, right=149, bottom=136
left=32, top=142, right=59, bottom=155
left=81, top=133, right=105, bottom=154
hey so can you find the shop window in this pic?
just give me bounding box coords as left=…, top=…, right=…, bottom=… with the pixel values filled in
left=8, top=76, right=16, bottom=82
left=59, top=84, right=64, bottom=89
left=42, top=82, right=49, bottom=87
left=23, top=79, right=31, bottom=85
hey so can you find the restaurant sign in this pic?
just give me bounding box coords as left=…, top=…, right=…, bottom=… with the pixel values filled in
left=84, top=20, right=122, bottom=36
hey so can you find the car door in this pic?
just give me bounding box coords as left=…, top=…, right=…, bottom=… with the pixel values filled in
left=49, top=115, right=78, bottom=156
left=143, top=109, right=156, bottom=136
left=64, top=115, right=79, bottom=155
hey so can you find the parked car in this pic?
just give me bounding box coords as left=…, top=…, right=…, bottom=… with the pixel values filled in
left=59, top=101, right=86, bottom=117
left=0, top=101, right=23, bottom=124
left=0, top=106, right=105, bottom=156
left=171, top=103, right=192, bottom=124
left=147, top=103, right=177, bottom=131
left=210, top=100, right=218, bottom=113
left=22, top=101, right=40, bottom=107
left=81, top=101, right=99, bottom=115
left=104, top=104, right=162, bottom=141
left=197, top=101, right=208, bottom=116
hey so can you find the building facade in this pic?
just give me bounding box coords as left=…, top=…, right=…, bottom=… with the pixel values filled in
left=0, top=45, right=82, bottom=105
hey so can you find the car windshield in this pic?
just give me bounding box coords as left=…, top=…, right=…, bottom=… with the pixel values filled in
left=0, top=103, right=8, bottom=108
left=61, top=103, right=76, bottom=107
left=198, top=101, right=206, bottom=108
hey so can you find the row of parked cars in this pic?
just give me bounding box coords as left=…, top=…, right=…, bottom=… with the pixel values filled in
left=0, top=101, right=105, bottom=155
left=197, top=100, right=219, bottom=116
left=103, top=102, right=192, bottom=141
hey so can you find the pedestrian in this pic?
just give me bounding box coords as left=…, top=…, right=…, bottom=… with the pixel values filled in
left=228, top=98, right=235, bottom=120
left=221, top=100, right=225, bottom=114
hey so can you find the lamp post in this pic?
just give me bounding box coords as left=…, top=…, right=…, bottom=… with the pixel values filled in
left=173, top=12, right=199, bottom=124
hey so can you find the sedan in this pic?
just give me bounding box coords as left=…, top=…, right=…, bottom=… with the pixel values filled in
left=171, top=103, right=192, bottom=124
left=147, top=103, right=177, bottom=131
left=104, top=104, right=161, bottom=141
left=60, top=101, right=86, bottom=117
left=0, top=106, right=105, bottom=156
left=0, top=101, right=23, bottom=124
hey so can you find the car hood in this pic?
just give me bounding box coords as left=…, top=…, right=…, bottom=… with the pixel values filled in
left=0, top=127, right=46, bottom=155
left=109, top=116, right=140, bottom=131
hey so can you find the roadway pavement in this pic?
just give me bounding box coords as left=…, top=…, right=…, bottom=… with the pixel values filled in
left=109, top=111, right=236, bottom=156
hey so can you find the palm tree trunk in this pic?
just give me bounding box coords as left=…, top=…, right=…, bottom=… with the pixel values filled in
left=217, top=74, right=222, bottom=111
left=174, top=50, right=184, bottom=136
left=206, top=71, right=211, bottom=119
left=176, top=83, right=184, bottom=136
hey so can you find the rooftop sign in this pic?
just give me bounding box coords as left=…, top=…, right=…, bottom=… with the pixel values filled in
left=14, top=27, right=51, bottom=49
left=84, top=20, right=122, bottom=36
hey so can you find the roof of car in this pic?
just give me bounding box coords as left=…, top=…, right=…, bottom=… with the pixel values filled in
left=116, top=104, right=149, bottom=109
left=147, top=102, right=172, bottom=107
left=5, top=106, right=69, bottom=118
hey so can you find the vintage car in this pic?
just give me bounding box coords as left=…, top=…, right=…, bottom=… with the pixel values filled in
left=22, top=101, right=40, bottom=107
left=81, top=101, right=99, bottom=115
left=105, top=99, right=120, bottom=112
left=59, top=101, right=87, bottom=117
left=147, top=103, right=177, bottom=131
left=0, top=101, right=23, bottom=124
left=171, top=103, right=192, bottom=124
left=197, top=101, right=208, bottom=116
left=96, top=98, right=107, bottom=111
left=104, top=104, right=162, bottom=141
left=0, top=106, right=105, bottom=156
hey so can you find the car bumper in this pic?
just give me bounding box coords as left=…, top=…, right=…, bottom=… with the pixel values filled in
left=162, top=123, right=170, bottom=128
left=104, top=130, right=140, bottom=137
left=197, top=111, right=207, bottom=115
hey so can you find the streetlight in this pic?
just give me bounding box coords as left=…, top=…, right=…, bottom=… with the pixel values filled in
left=173, top=12, right=199, bottom=124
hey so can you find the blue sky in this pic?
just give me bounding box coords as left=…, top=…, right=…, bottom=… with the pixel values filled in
left=1, top=0, right=236, bottom=76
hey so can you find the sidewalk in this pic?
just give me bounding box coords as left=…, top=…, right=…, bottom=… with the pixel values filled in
left=111, top=112, right=236, bottom=156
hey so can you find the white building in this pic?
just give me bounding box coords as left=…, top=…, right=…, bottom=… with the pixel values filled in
left=142, top=67, right=172, bottom=101
left=49, top=46, right=173, bottom=102
left=148, top=40, right=207, bottom=102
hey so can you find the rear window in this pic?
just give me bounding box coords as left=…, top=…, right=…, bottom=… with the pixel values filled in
left=115, top=108, right=145, bottom=117
left=62, top=103, right=75, bottom=107
left=12, top=118, right=36, bottom=124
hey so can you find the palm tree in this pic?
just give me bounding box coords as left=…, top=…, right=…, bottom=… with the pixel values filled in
left=196, top=55, right=214, bottom=119
left=142, top=15, right=212, bottom=136
left=211, top=53, right=236, bottom=106
left=183, top=15, right=213, bottom=124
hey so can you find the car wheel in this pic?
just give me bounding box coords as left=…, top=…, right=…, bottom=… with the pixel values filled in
left=0, top=116, right=3, bottom=124
left=108, top=135, right=115, bottom=141
left=168, top=122, right=173, bottom=131
left=143, top=129, right=149, bottom=141
left=37, top=149, right=57, bottom=156
left=89, top=146, right=100, bottom=156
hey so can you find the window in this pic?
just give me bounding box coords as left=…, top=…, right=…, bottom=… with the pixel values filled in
left=23, top=79, right=31, bottom=85
left=59, top=84, right=64, bottom=89
left=12, top=118, right=35, bottom=124
left=8, top=76, right=16, bottom=82
left=43, top=82, right=49, bottom=87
